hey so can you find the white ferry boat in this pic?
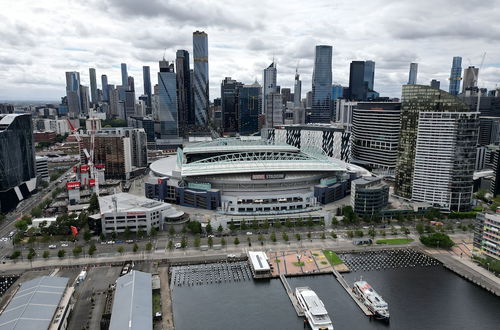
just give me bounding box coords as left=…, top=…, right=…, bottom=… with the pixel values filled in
left=352, top=280, right=390, bottom=321
left=295, top=287, right=334, bottom=330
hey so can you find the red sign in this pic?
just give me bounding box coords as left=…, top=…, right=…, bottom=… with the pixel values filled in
left=89, top=179, right=96, bottom=187
left=80, top=165, right=90, bottom=173
left=70, top=226, right=78, bottom=236
left=158, top=178, right=163, bottom=184
left=95, top=164, right=105, bottom=169
left=66, top=181, right=81, bottom=190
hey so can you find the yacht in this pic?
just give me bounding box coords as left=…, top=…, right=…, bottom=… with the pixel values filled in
left=295, top=287, right=334, bottom=330
left=352, top=280, right=390, bottom=321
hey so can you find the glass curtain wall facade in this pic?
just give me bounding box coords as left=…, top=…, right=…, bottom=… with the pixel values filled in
left=263, top=62, right=277, bottom=117
left=176, top=50, right=192, bottom=135
left=348, top=61, right=367, bottom=101
left=143, top=66, right=152, bottom=112
left=449, top=56, right=462, bottom=96
left=311, top=45, right=333, bottom=123
left=364, top=60, right=375, bottom=91
left=239, top=82, right=261, bottom=135
left=65, top=71, right=81, bottom=118
left=101, top=75, right=109, bottom=102
left=158, top=60, right=178, bottom=138
left=121, top=63, right=128, bottom=86
left=221, top=77, right=243, bottom=133
left=193, top=31, right=209, bottom=126
left=408, top=63, right=418, bottom=84
left=89, top=68, right=97, bottom=105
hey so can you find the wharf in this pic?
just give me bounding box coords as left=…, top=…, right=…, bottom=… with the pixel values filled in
left=279, top=274, right=304, bottom=317
left=331, top=268, right=373, bottom=317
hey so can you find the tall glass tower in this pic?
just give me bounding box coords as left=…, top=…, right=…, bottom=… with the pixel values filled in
left=193, top=31, right=209, bottom=125
left=449, top=56, right=462, bottom=96
left=158, top=60, right=178, bottom=138
left=176, top=50, right=192, bottom=134
left=311, top=45, right=333, bottom=123
left=293, top=69, right=301, bottom=108
left=101, top=74, right=109, bottom=102
left=89, top=68, right=97, bottom=105
left=263, top=62, right=277, bottom=116
left=121, top=63, right=128, bottom=86
left=65, top=71, right=81, bottom=118
left=408, top=63, right=418, bottom=84
left=364, top=60, right=375, bottom=91
left=142, top=66, right=152, bottom=112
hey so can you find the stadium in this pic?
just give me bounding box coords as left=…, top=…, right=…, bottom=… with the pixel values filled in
left=148, top=138, right=367, bottom=216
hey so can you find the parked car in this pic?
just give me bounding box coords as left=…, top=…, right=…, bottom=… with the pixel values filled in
left=48, top=244, right=57, bottom=249
left=61, top=243, right=69, bottom=247
left=174, top=243, right=182, bottom=249
left=125, top=240, right=134, bottom=244
left=107, top=241, right=115, bottom=245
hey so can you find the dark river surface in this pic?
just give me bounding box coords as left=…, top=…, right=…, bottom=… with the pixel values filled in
left=171, top=264, right=500, bottom=330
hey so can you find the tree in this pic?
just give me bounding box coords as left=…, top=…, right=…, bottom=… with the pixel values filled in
left=208, top=236, right=213, bottom=247
left=234, top=237, right=240, bottom=245
left=332, top=217, right=339, bottom=227
left=262, top=220, right=270, bottom=230
left=251, top=219, right=259, bottom=230
left=217, top=224, right=223, bottom=234
left=221, top=237, right=226, bottom=247
left=330, top=231, right=337, bottom=239
left=27, top=248, right=36, bottom=260
left=307, top=217, right=314, bottom=228
left=169, top=226, right=176, bottom=236
left=58, top=249, right=66, bottom=258
left=206, top=221, right=213, bottom=234
left=99, top=233, right=106, bottom=241
left=379, top=229, right=386, bottom=237
left=346, top=230, right=354, bottom=239
left=133, top=243, right=139, bottom=252
left=258, top=233, right=264, bottom=243
left=31, top=206, right=42, bottom=218
left=72, top=245, right=83, bottom=257
left=43, top=250, right=50, bottom=259
left=181, top=225, right=187, bottom=234
left=320, top=232, right=326, bottom=239
left=229, top=220, right=237, bottom=232
left=181, top=237, right=187, bottom=248
left=296, top=218, right=304, bottom=227
left=149, top=226, right=158, bottom=237
left=475, top=189, right=487, bottom=202
left=15, top=220, right=28, bottom=232
left=240, top=220, right=247, bottom=230
left=416, top=223, right=425, bottom=235
left=420, top=232, right=454, bottom=248
left=88, top=193, right=100, bottom=213
left=270, top=231, right=277, bottom=242
left=354, top=230, right=364, bottom=237
left=194, top=236, right=201, bottom=248
left=137, top=229, right=146, bottom=238
left=117, top=246, right=124, bottom=254
left=10, top=251, right=21, bottom=260
left=84, top=231, right=92, bottom=242
left=391, top=226, right=398, bottom=236
left=307, top=232, right=312, bottom=239
left=368, top=227, right=376, bottom=238
left=285, top=218, right=293, bottom=229
left=167, top=241, right=173, bottom=250
left=274, top=220, right=282, bottom=229
left=124, top=227, right=132, bottom=239
left=282, top=232, right=289, bottom=242
left=295, top=233, right=301, bottom=241
left=145, top=242, right=153, bottom=251
left=88, top=244, right=96, bottom=256
left=247, top=236, right=252, bottom=246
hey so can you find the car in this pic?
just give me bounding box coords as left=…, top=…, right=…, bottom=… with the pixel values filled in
left=208, top=235, right=215, bottom=238
left=174, top=243, right=182, bottom=249
left=246, top=232, right=253, bottom=236
left=115, top=240, right=124, bottom=244
left=61, top=243, right=69, bottom=247
left=125, top=240, right=134, bottom=244
left=107, top=240, right=115, bottom=245
left=48, top=244, right=57, bottom=249
left=100, top=241, right=107, bottom=245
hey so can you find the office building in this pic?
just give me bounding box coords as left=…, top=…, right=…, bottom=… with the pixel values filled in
left=394, top=85, right=479, bottom=211
left=99, top=193, right=184, bottom=235
left=239, top=81, right=261, bottom=135
left=449, top=56, right=462, bottom=96
left=311, top=45, right=333, bottom=123
left=142, top=66, right=152, bottom=114
left=158, top=59, right=178, bottom=138
left=430, top=79, right=440, bottom=89
left=101, top=74, right=109, bottom=102
left=294, top=69, right=302, bottom=108
left=124, top=90, right=136, bottom=119
left=335, top=99, right=358, bottom=132
left=348, top=61, right=367, bottom=101
left=463, top=66, right=479, bottom=93
left=0, top=114, right=36, bottom=213
left=35, top=156, right=49, bottom=182
left=364, top=60, right=375, bottom=91
left=193, top=31, right=209, bottom=125
left=408, top=63, right=418, bottom=84
left=331, top=84, right=343, bottom=100
left=221, top=77, right=243, bottom=133
left=281, top=88, right=292, bottom=105
left=175, top=50, right=192, bottom=135
left=263, top=61, right=278, bottom=117
left=351, top=176, right=389, bottom=216
left=89, top=68, right=97, bottom=105
left=351, top=102, right=401, bottom=175
left=121, top=63, right=128, bottom=86
left=265, top=92, right=283, bottom=127
left=473, top=213, right=500, bottom=260
left=128, top=116, right=155, bottom=144
left=65, top=71, right=81, bottom=117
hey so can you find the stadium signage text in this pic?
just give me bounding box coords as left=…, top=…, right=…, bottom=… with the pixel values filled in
left=251, top=173, right=286, bottom=180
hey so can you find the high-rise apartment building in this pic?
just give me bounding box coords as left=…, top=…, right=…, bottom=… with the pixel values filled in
left=65, top=71, right=81, bottom=118
left=331, top=84, right=343, bottom=100
left=462, top=66, right=479, bottom=93
left=351, top=102, right=401, bottom=175
left=430, top=79, right=440, bottom=89
left=263, top=61, right=278, bottom=117
left=175, top=50, right=192, bottom=135
left=193, top=31, right=209, bottom=125
left=239, top=82, right=261, bottom=135
left=394, top=85, right=479, bottom=211
left=158, top=59, right=178, bottom=138
left=89, top=68, right=98, bottom=105
left=311, top=45, right=333, bottom=123
left=265, top=92, right=283, bottom=128
left=408, top=63, right=418, bottom=84
left=80, top=85, right=90, bottom=114
left=293, top=69, right=302, bottom=108
left=364, top=60, right=375, bottom=91
left=0, top=114, right=36, bottom=213
left=221, top=77, right=243, bottom=133
left=348, top=61, right=367, bottom=101
left=121, top=63, right=128, bottom=86
left=101, top=74, right=109, bottom=102
left=449, top=56, right=462, bottom=96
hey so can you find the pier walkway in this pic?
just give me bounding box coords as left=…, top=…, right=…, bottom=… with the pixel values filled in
left=279, top=274, right=304, bottom=316
left=331, top=268, right=373, bottom=316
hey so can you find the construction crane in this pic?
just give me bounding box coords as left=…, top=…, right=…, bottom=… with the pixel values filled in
left=467, top=52, right=487, bottom=113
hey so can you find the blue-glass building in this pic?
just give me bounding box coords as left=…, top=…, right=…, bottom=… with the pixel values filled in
left=449, top=56, right=462, bottom=96
left=176, top=50, right=192, bottom=134
left=65, top=71, right=81, bottom=118
left=408, top=63, right=418, bottom=84
left=348, top=61, right=367, bottom=101
left=121, top=63, right=128, bottom=86
left=311, top=45, right=333, bottom=123
left=143, top=66, right=152, bottom=112
left=364, top=60, right=375, bottom=91
left=158, top=60, right=178, bottom=138
left=239, top=82, right=261, bottom=135
left=193, top=31, right=209, bottom=125
left=331, top=84, right=343, bottom=100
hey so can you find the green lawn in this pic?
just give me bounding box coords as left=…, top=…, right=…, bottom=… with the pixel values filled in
left=292, top=261, right=305, bottom=267
left=376, top=238, right=414, bottom=245
left=323, top=250, right=343, bottom=265
left=152, top=291, right=161, bottom=315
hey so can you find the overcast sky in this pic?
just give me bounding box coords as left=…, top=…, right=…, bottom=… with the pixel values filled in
left=1, top=0, right=499, bottom=101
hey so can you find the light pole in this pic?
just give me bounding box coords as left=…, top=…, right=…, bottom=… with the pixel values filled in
left=487, top=262, right=490, bottom=272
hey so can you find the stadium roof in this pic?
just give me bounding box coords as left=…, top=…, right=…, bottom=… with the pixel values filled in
left=0, top=276, right=69, bottom=330
left=183, top=137, right=298, bottom=155
left=109, top=271, right=152, bottom=330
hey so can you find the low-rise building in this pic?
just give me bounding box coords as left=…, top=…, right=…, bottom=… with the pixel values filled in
left=98, top=193, right=184, bottom=234
left=248, top=251, right=271, bottom=278
left=351, top=176, right=389, bottom=216
left=473, top=213, right=500, bottom=260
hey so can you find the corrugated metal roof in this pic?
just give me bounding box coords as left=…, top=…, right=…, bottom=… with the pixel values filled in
left=0, top=276, right=68, bottom=330
left=109, top=270, right=152, bottom=330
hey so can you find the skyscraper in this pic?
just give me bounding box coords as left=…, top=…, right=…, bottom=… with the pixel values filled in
left=462, top=66, right=479, bottom=93
left=80, top=85, right=90, bottom=114
left=158, top=59, right=178, bottom=138
left=263, top=61, right=277, bottom=116
left=311, top=45, right=333, bottom=123
left=128, top=76, right=135, bottom=92
left=239, top=81, right=261, bottom=135
left=175, top=50, right=192, bottom=135
left=293, top=69, right=302, bottom=108
left=101, top=74, right=109, bottom=102
left=331, top=84, right=343, bottom=100
left=221, top=77, right=243, bottom=133
left=408, top=63, right=418, bottom=84
left=265, top=92, right=283, bottom=127
left=430, top=79, right=441, bottom=89
left=193, top=31, right=209, bottom=125
left=348, top=61, right=366, bottom=101
left=143, top=66, right=152, bottom=113
left=65, top=71, right=81, bottom=118
left=121, top=63, right=128, bottom=86
left=89, top=68, right=98, bottom=105
left=394, top=85, right=478, bottom=211
left=449, top=56, right=462, bottom=96
left=364, top=60, right=375, bottom=91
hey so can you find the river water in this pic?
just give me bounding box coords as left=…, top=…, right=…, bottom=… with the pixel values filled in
left=171, top=263, right=500, bottom=330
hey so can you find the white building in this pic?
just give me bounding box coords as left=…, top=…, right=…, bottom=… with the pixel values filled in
left=39, top=118, right=72, bottom=135
left=99, top=193, right=184, bottom=234
left=335, top=99, right=358, bottom=132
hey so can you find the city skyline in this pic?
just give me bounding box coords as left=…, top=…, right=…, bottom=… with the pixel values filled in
left=0, top=0, right=499, bottom=101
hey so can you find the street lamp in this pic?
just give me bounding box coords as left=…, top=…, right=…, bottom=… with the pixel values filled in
left=487, top=262, right=490, bottom=272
